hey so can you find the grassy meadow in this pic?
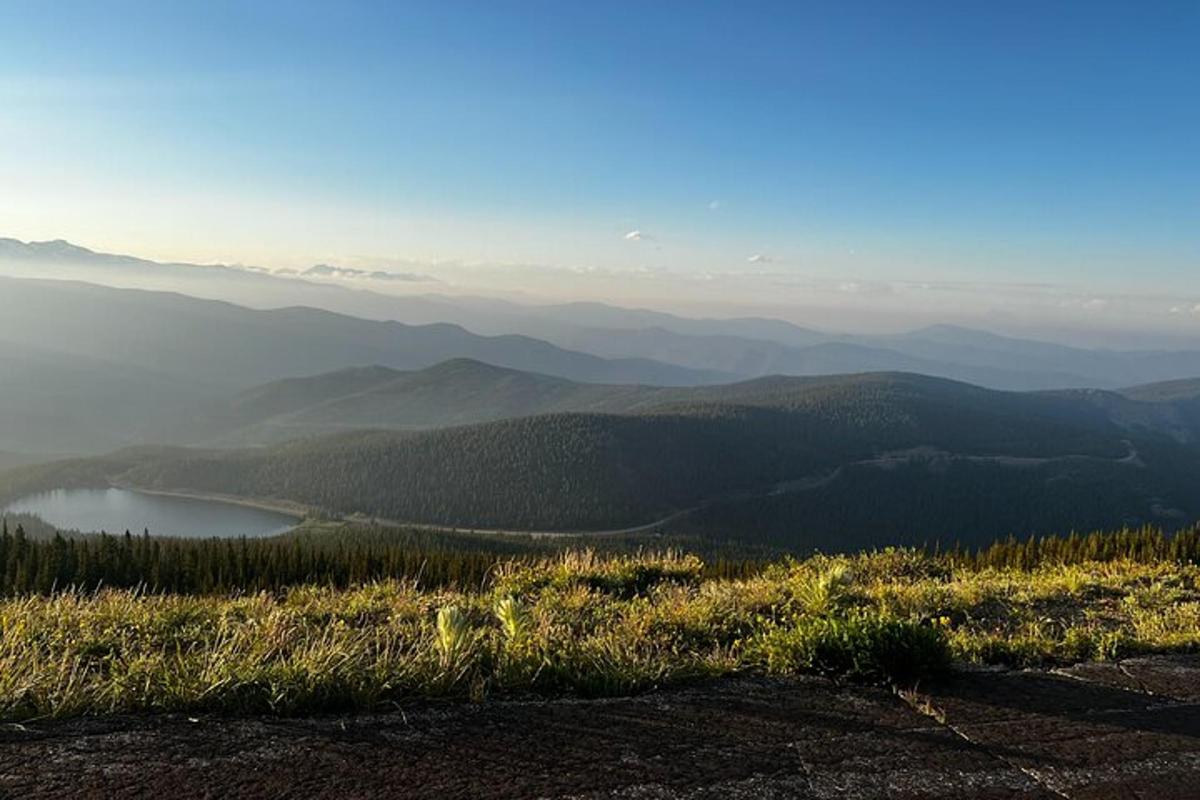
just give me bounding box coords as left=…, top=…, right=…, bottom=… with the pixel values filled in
left=3, top=539, right=1200, bottom=720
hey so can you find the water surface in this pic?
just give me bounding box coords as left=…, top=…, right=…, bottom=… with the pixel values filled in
left=4, top=488, right=298, bottom=538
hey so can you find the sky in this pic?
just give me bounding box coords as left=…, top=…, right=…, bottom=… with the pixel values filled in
left=0, top=1, right=1197, bottom=334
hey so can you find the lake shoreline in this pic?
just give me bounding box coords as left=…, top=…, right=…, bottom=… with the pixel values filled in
left=121, top=486, right=309, bottom=522
left=5, top=486, right=305, bottom=539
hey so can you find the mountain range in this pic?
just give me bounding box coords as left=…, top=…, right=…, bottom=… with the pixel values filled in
left=6, top=238, right=1200, bottom=393
left=0, top=276, right=726, bottom=454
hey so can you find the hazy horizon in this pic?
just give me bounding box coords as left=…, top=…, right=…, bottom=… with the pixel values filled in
left=2, top=233, right=1199, bottom=350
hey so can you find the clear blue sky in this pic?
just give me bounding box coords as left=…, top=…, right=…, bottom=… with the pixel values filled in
left=0, top=1, right=1196, bottom=292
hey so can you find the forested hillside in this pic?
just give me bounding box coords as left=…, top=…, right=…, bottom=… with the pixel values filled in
left=188, top=360, right=1200, bottom=449
left=9, top=372, right=1200, bottom=548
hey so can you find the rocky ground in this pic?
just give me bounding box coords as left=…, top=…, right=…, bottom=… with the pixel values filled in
left=3, top=655, right=1200, bottom=799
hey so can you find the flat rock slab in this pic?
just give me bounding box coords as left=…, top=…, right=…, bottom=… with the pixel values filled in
left=2, top=659, right=1199, bottom=799
left=927, top=656, right=1200, bottom=799
left=1056, top=655, right=1200, bottom=702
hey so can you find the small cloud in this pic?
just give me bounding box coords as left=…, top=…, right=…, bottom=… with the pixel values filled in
left=373, top=271, right=439, bottom=283
left=1057, top=296, right=1109, bottom=311
left=623, top=230, right=644, bottom=241
left=837, top=281, right=894, bottom=296
left=708, top=200, right=721, bottom=211
left=747, top=254, right=771, bottom=264
left=301, top=264, right=438, bottom=282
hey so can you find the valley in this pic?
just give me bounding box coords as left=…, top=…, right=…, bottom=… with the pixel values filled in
left=6, top=361, right=1200, bottom=549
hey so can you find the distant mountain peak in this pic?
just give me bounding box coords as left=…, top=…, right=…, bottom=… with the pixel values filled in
left=0, top=237, right=96, bottom=259
left=906, top=323, right=1007, bottom=341
left=319, top=364, right=405, bottom=381
left=415, top=357, right=564, bottom=382
left=37, top=238, right=91, bottom=252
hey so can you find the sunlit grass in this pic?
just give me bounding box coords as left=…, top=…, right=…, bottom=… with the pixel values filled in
left=1, top=549, right=1198, bottom=720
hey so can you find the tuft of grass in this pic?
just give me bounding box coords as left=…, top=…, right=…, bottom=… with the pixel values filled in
left=494, top=596, right=531, bottom=644
left=792, top=561, right=854, bottom=616
left=436, top=606, right=473, bottom=667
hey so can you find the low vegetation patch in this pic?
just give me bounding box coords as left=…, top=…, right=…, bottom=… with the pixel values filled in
left=3, top=529, right=1200, bottom=720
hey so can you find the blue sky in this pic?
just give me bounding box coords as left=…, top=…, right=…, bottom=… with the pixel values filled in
left=0, top=1, right=1197, bottom=308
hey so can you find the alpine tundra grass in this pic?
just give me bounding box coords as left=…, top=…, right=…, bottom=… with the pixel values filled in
left=2, top=547, right=1200, bottom=720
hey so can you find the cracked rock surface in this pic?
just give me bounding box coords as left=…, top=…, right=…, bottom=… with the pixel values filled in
left=3, top=656, right=1200, bottom=799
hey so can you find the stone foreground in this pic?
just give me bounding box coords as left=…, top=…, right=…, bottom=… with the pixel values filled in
left=4, top=656, right=1200, bottom=799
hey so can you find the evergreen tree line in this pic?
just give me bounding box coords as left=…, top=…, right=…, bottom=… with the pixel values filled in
left=2, top=519, right=1199, bottom=597
left=0, top=521, right=532, bottom=595
left=0, top=521, right=766, bottom=596
left=946, top=524, right=1200, bottom=571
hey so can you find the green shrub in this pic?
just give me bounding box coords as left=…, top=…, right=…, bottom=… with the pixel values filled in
left=747, top=612, right=950, bottom=684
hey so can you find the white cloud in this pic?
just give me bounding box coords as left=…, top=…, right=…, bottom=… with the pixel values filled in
left=708, top=200, right=721, bottom=211
left=623, top=230, right=644, bottom=241
left=747, top=253, right=770, bottom=264
left=1057, top=296, right=1112, bottom=312
left=301, top=263, right=438, bottom=282
left=837, top=281, right=894, bottom=296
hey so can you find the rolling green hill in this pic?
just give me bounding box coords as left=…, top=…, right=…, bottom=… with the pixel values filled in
left=188, top=359, right=678, bottom=445
left=189, top=360, right=1200, bottom=449
left=1122, top=377, right=1200, bottom=403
